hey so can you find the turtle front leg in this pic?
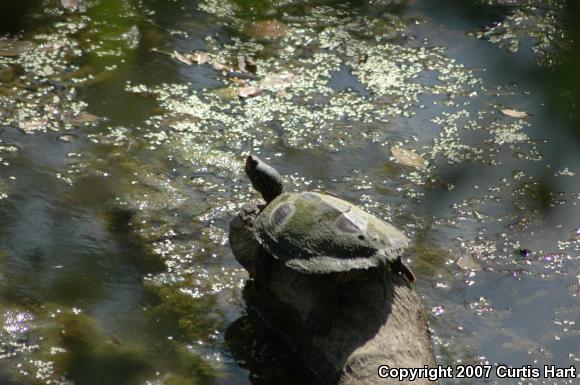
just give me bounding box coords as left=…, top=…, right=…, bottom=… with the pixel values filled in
left=253, top=246, right=272, bottom=292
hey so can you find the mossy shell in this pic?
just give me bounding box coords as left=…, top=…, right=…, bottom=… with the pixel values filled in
left=255, top=192, right=409, bottom=274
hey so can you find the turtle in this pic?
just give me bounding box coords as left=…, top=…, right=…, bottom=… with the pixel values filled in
left=244, top=154, right=416, bottom=293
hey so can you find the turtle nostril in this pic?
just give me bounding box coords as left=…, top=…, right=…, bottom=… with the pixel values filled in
left=358, top=235, right=364, bottom=240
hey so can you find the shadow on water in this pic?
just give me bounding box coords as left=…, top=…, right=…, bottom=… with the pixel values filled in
left=225, top=308, right=319, bottom=385
left=0, top=1, right=42, bottom=35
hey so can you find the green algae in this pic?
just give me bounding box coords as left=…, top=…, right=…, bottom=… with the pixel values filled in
left=51, top=313, right=152, bottom=385
left=143, top=282, right=223, bottom=342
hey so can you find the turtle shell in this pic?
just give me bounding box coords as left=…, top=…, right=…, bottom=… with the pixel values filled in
left=254, top=191, right=409, bottom=274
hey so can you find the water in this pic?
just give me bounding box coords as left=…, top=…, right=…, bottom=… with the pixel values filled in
left=0, top=1, right=578, bottom=384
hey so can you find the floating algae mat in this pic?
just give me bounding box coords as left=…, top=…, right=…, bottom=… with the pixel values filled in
left=0, top=0, right=578, bottom=384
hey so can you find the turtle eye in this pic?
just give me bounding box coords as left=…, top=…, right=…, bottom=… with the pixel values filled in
left=270, top=202, right=295, bottom=228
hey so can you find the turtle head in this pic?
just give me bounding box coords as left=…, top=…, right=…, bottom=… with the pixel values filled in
left=245, top=155, right=284, bottom=204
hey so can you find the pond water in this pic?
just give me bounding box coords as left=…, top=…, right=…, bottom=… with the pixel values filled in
left=0, top=1, right=578, bottom=384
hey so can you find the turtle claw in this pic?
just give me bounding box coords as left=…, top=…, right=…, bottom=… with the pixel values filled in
left=395, top=256, right=416, bottom=283
left=376, top=256, right=414, bottom=298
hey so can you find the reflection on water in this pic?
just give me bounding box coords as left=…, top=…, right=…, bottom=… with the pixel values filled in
left=0, top=0, right=578, bottom=384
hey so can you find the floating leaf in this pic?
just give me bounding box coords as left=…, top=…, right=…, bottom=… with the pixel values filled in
left=173, top=50, right=193, bottom=65
left=211, top=62, right=229, bottom=72
left=457, top=254, right=482, bottom=271
left=66, top=112, right=99, bottom=125
left=246, top=20, right=289, bottom=40
left=390, top=146, right=426, bottom=169
left=500, top=108, right=527, bottom=118
left=236, top=86, right=262, bottom=99
left=192, top=51, right=209, bottom=65
left=259, top=72, right=297, bottom=91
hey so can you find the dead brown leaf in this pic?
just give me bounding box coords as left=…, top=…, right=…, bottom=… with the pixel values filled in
left=500, top=108, right=527, bottom=118
left=211, top=62, right=229, bottom=72
left=391, top=146, right=426, bottom=169
left=67, top=112, right=99, bottom=125
left=259, top=72, right=298, bottom=91
left=236, top=86, right=262, bottom=99
left=173, top=50, right=193, bottom=65
left=192, top=51, right=209, bottom=65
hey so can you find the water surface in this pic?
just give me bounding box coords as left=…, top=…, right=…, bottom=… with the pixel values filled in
left=0, top=1, right=578, bottom=384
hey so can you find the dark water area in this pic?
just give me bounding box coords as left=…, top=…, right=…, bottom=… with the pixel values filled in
left=0, top=1, right=578, bottom=384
